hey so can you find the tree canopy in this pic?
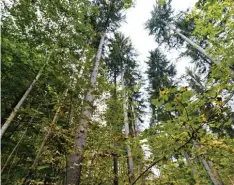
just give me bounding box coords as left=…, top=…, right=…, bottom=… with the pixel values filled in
left=1, top=0, right=234, bottom=185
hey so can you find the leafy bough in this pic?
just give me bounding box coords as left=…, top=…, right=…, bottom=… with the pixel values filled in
left=132, top=90, right=234, bottom=185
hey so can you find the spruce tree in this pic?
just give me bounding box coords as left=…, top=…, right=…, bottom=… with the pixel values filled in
left=146, top=48, right=176, bottom=126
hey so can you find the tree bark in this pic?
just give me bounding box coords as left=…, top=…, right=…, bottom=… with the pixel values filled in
left=131, top=104, right=138, bottom=137
left=1, top=49, right=55, bottom=139
left=64, top=33, right=106, bottom=185
left=165, top=21, right=234, bottom=77
left=201, top=158, right=220, bottom=185
left=113, top=153, right=119, bottom=185
left=121, top=68, right=135, bottom=184
left=1, top=104, right=41, bottom=172
left=208, top=161, right=224, bottom=185
left=193, top=140, right=222, bottom=185
left=1, top=127, right=28, bottom=173
left=113, top=73, right=119, bottom=185
left=24, top=104, right=61, bottom=185
left=162, top=21, right=216, bottom=64
left=168, top=22, right=234, bottom=74
left=182, top=151, right=196, bottom=179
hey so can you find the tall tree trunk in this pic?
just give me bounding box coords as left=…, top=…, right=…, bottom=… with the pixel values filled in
left=113, top=73, right=119, bottom=185
left=182, top=151, right=196, bottom=179
left=162, top=21, right=216, bottom=64
left=208, top=161, right=224, bottom=185
left=1, top=49, right=54, bottom=139
left=121, top=68, right=135, bottom=184
left=131, top=104, right=138, bottom=137
left=193, top=140, right=222, bottom=185
left=1, top=66, right=44, bottom=139
left=2, top=127, right=28, bottom=173
left=167, top=23, right=234, bottom=76
left=165, top=21, right=234, bottom=76
left=113, top=152, right=119, bottom=185
left=65, top=32, right=106, bottom=185
left=201, top=158, right=220, bottom=185
left=1, top=104, right=41, bottom=172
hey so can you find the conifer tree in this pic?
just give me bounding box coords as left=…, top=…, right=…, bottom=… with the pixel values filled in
left=1, top=0, right=233, bottom=184
left=146, top=48, right=176, bottom=126
left=64, top=1, right=132, bottom=184
left=105, top=32, right=145, bottom=184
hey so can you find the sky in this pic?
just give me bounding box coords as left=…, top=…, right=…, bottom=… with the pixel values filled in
left=119, top=0, right=198, bottom=76
left=118, top=0, right=199, bottom=170
left=119, top=0, right=198, bottom=129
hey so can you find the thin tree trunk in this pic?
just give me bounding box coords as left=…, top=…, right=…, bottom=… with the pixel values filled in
left=1, top=104, right=41, bottom=172
left=182, top=151, right=196, bottom=178
left=1, top=49, right=55, bottom=139
left=65, top=32, right=106, bottom=185
left=168, top=23, right=234, bottom=76
left=208, top=161, right=224, bottom=185
left=1, top=127, right=28, bottom=173
left=165, top=22, right=234, bottom=76
left=113, top=152, right=119, bottom=185
left=5, top=149, right=20, bottom=183
left=228, top=176, right=234, bottom=185
left=1, top=104, right=41, bottom=173
left=23, top=104, right=61, bottom=185
left=121, top=68, right=135, bottom=184
left=1, top=74, right=42, bottom=138
left=31, top=107, right=60, bottom=168
left=162, top=21, right=216, bottom=64
left=169, top=24, right=233, bottom=76
left=201, top=158, right=220, bottom=185
left=113, top=73, right=119, bottom=185
left=131, top=104, right=138, bottom=137
left=2, top=115, right=26, bottom=142
left=193, top=140, right=221, bottom=185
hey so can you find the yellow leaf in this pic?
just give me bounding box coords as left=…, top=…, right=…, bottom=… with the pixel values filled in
left=180, top=87, right=187, bottom=93
left=160, top=88, right=169, bottom=95
left=201, top=114, right=207, bottom=122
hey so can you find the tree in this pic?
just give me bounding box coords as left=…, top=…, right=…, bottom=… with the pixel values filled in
left=146, top=48, right=176, bottom=126
left=2, top=0, right=234, bottom=184
left=105, top=32, right=145, bottom=184
left=146, top=0, right=216, bottom=65
left=133, top=0, right=234, bottom=184
left=1, top=0, right=98, bottom=183
left=64, top=1, right=133, bottom=185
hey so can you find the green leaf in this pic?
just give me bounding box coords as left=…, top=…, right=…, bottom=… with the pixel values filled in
left=37, top=165, right=50, bottom=170
left=181, top=91, right=193, bottom=103
left=152, top=99, right=164, bottom=106
left=165, top=103, right=173, bottom=111
left=158, top=0, right=167, bottom=6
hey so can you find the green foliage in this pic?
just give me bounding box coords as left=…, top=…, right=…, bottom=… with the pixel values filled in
left=146, top=48, right=176, bottom=126
left=143, top=1, right=234, bottom=184
left=146, top=0, right=185, bottom=48
left=1, top=0, right=234, bottom=184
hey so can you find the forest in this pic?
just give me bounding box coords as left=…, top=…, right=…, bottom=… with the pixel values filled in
left=1, top=0, right=234, bottom=184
